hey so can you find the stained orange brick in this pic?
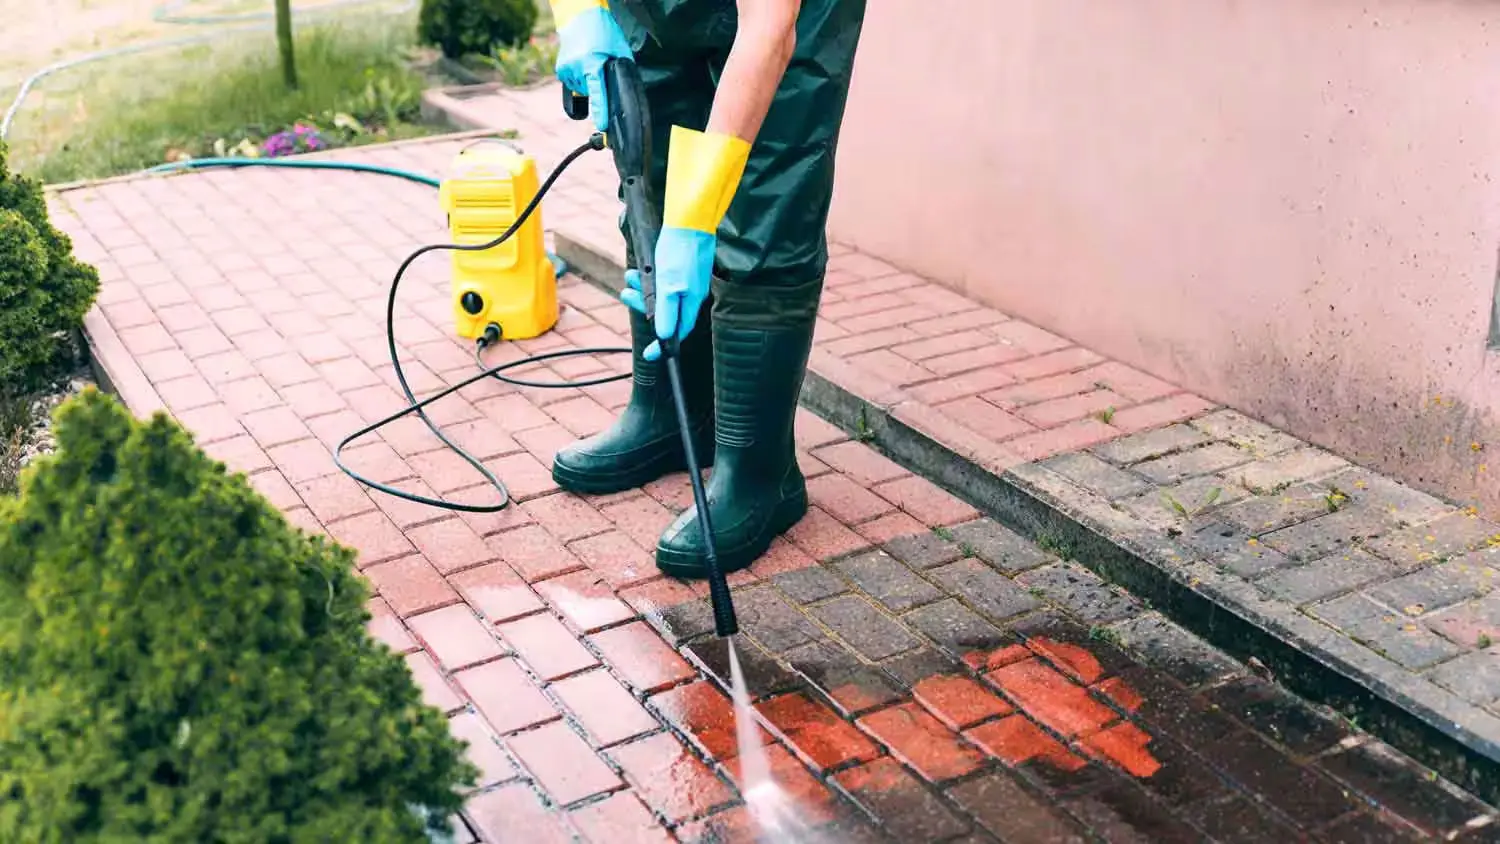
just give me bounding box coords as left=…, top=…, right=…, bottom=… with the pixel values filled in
left=965, top=642, right=1033, bottom=672
left=1092, top=677, right=1145, bottom=714
left=856, top=703, right=985, bottom=782
left=1081, top=721, right=1162, bottom=778
left=651, top=681, right=771, bottom=761
left=913, top=674, right=1015, bottom=729
left=757, top=692, right=882, bottom=773
left=722, top=744, right=841, bottom=827
left=964, top=715, right=1087, bottom=771
left=986, top=659, right=1118, bottom=738
left=1027, top=637, right=1108, bottom=685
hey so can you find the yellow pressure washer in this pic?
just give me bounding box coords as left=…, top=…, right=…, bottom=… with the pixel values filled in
left=438, top=141, right=559, bottom=342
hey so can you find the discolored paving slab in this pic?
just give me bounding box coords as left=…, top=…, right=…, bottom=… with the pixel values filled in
left=55, top=121, right=1500, bottom=840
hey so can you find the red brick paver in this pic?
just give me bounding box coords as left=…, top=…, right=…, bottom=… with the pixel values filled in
left=47, top=118, right=1496, bottom=842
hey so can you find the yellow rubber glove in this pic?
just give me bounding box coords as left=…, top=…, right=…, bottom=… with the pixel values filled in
left=621, top=126, right=751, bottom=359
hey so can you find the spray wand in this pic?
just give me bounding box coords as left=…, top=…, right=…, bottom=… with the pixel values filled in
left=565, top=59, right=739, bottom=638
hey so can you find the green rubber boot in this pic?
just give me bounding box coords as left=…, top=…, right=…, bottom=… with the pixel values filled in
left=552, top=299, right=715, bottom=495
left=655, top=276, right=821, bottom=578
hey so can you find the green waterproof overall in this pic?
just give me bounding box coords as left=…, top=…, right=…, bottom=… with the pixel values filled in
left=550, top=0, right=868, bottom=577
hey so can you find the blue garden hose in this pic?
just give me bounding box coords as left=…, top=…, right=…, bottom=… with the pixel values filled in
left=145, top=156, right=441, bottom=187
left=142, top=154, right=571, bottom=279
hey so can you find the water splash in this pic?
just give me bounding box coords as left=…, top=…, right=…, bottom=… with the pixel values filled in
left=727, top=637, right=821, bottom=843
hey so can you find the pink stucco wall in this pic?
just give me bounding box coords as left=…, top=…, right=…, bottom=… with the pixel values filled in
left=827, top=0, right=1500, bottom=514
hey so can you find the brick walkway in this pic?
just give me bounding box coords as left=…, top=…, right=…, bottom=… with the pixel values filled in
left=43, top=125, right=1500, bottom=839
left=431, top=85, right=1500, bottom=803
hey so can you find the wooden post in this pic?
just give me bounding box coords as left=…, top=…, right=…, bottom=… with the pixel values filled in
left=275, top=0, right=297, bottom=89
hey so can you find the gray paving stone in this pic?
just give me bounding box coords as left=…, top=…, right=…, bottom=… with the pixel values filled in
left=1425, top=649, right=1500, bottom=707
left=684, top=636, right=801, bottom=700
left=1040, top=451, right=1153, bottom=500
left=945, top=518, right=1054, bottom=573
left=1323, top=468, right=1453, bottom=528
left=1119, top=476, right=1248, bottom=530
left=1109, top=613, right=1243, bottom=688
left=1310, top=592, right=1395, bottom=630
left=1255, top=549, right=1399, bottom=606
left=1366, top=512, right=1500, bottom=569
left=1016, top=561, right=1142, bottom=624
left=884, top=530, right=964, bottom=569
left=880, top=649, right=967, bottom=692
left=772, top=566, right=849, bottom=604
left=1366, top=556, right=1499, bottom=617
left=656, top=596, right=715, bottom=645
left=1217, top=482, right=1343, bottom=535
left=1092, top=423, right=1209, bottom=465
left=1259, top=505, right=1393, bottom=563
left=735, top=586, right=828, bottom=653
left=1133, top=443, right=1252, bottom=485
left=1183, top=522, right=1299, bottom=579
left=930, top=558, right=1042, bottom=624
left=1189, top=409, right=1303, bottom=458
left=1310, top=593, right=1465, bottom=669
left=809, top=595, right=922, bottom=662
left=836, top=550, right=945, bottom=613
left=903, top=598, right=1017, bottom=664
left=783, top=640, right=904, bottom=717
left=1221, top=446, right=1349, bottom=494
left=1317, top=741, right=1493, bottom=838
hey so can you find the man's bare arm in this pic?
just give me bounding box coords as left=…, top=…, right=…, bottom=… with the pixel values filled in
left=706, top=0, right=801, bottom=145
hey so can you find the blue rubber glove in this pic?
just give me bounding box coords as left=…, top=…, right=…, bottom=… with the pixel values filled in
left=619, top=227, right=715, bottom=361
left=553, top=5, right=632, bottom=133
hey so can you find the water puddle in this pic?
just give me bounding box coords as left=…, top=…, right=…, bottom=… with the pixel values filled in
left=727, top=637, right=827, bottom=843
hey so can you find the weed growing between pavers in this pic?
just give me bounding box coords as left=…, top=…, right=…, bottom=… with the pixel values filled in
left=0, top=389, right=477, bottom=841
left=9, top=11, right=441, bottom=183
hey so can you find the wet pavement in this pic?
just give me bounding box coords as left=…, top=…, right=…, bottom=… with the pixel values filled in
left=45, top=133, right=1500, bottom=841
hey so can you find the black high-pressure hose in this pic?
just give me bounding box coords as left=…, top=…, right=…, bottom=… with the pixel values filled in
left=333, top=66, right=739, bottom=637
left=331, top=135, right=621, bottom=513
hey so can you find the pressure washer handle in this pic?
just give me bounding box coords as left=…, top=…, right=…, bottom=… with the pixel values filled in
left=601, top=57, right=662, bottom=319
left=563, top=88, right=590, bottom=122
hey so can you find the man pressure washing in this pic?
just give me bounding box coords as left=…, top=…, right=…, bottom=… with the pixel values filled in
left=545, top=0, right=867, bottom=579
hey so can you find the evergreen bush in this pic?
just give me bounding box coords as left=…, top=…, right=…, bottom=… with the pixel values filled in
left=0, top=388, right=477, bottom=842
left=418, top=0, right=539, bottom=60
left=0, top=141, right=99, bottom=393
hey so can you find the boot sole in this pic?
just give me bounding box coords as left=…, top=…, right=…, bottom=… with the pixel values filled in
left=654, top=490, right=809, bottom=580
left=552, top=440, right=716, bottom=496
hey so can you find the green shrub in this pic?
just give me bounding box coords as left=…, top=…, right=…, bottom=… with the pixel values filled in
left=418, top=0, right=538, bottom=59
left=0, top=141, right=99, bottom=392
left=0, top=389, right=477, bottom=842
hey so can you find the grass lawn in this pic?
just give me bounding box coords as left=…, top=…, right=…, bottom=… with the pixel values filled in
left=6, top=4, right=444, bottom=183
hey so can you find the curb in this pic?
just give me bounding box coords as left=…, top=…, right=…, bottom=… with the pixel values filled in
left=79, top=307, right=165, bottom=421
left=552, top=230, right=1500, bottom=806
left=421, top=86, right=507, bottom=133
